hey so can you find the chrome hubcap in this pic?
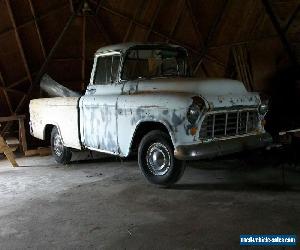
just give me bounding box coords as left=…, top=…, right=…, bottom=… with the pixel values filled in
left=146, top=142, right=171, bottom=176
left=53, top=133, right=63, bottom=157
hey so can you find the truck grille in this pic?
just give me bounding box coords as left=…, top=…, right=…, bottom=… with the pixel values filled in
left=199, top=110, right=258, bottom=139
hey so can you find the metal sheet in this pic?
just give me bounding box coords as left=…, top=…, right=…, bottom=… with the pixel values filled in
left=40, top=74, right=80, bottom=97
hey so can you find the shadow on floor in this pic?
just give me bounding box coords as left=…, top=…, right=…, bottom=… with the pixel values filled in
left=169, top=182, right=300, bottom=192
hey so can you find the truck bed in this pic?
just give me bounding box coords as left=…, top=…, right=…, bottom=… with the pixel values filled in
left=30, top=97, right=81, bottom=149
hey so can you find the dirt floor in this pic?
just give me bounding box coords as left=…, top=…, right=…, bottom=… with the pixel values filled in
left=0, top=149, right=299, bottom=249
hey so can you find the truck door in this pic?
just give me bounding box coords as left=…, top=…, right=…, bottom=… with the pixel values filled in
left=79, top=52, right=122, bottom=154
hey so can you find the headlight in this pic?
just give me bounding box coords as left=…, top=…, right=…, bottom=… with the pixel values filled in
left=187, top=104, right=201, bottom=124
left=258, top=103, right=268, bottom=115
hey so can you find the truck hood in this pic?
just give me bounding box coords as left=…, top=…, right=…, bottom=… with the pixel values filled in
left=136, top=77, right=260, bottom=108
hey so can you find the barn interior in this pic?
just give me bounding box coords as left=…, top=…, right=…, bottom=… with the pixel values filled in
left=0, top=0, right=300, bottom=249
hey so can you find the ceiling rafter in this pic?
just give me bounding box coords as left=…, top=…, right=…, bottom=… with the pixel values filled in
left=95, top=0, right=104, bottom=14
left=14, top=95, right=27, bottom=115
left=0, top=73, right=13, bottom=114
left=208, top=32, right=299, bottom=49
left=0, top=3, right=69, bottom=39
left=92, top=0, right=112, bottom=44
left=262, top=0, right=298, bottom=66
left=4, top=87, right=27, bottom=96
left=145, top=0, right=164, bottom=41
left=166, top=0, right=186, bottom=43
left=123, top=0, right=145, bottom=42
left=15, top=14, right=76, bottom=114
left=193, top=0, right=229, bottom=75
left=69, top=0, right=75, bottom=13
left=92, top=17, right=112, bottom=44
left=81, top=6, right=87, bottom=90
left=7, top=76, right=29, bottom=89
left=5, top=0, right=33, bottom=114
left=97, top=2, right=229, bottom=73
left=205, top=55, right=226, bottom=68
left=185, top=0, right=204, bottom=48
left=0, top=1, right=65, bottom=116
left=283, top=3, right=300, bottom=32
left=27, top=0, right=46, bottom=59
left=100, top=5, right=197, bottom=50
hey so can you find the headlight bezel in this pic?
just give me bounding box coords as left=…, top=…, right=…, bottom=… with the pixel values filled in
left=187, top=104, right=201, bottom=124
left=258, top=103, right=268, bottom=115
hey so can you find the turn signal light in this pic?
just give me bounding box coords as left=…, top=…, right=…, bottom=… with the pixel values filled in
left=190, top=127, right=198, bottom=136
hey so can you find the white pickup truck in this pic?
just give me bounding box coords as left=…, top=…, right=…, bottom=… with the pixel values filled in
left=30, top=42, right=271, bottom=185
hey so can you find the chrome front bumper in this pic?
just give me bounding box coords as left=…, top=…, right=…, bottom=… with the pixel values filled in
left=174, top=133, right=272, bottom=161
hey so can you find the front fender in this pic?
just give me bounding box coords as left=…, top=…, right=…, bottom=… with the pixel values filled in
left=117, top=92, right=200, bottom=156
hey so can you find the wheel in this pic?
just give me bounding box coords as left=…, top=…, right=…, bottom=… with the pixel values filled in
left=51, top=126, right=72, bottom=164
left=138, top=130, right=185, bottom=186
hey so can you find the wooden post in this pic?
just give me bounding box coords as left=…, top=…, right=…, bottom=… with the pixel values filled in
left=18, top=118, right=28, bottom=153
left=0, top=115, right=27, bottom=154
left=0, top=136, right=18, bottom=167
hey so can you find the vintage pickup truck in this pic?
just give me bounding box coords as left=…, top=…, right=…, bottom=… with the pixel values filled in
left=30, top=42, right=271, bottom=185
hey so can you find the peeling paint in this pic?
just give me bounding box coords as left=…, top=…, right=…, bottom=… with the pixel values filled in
left=172, top=110, right=185, bottom=128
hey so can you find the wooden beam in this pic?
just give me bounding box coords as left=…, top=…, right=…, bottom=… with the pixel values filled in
left=205, top=54, right=226, bottom=68
left=99, top=3, right=228, bottom=69
left=262, top=0, right=298, bottom=66
left=27, top=0, right=47, bottom=58
left=0, top=115, right=27, bottom=158
left=32, top=14, right=75, bottom=81
left=100, top=5, right=196, bottom=47
left=5, top=0, right=33, bottom=89
left=0, top=73, right=13, bottom=115
left=166, top=0, right=185, bottom=43
left=284, top=3, right=300, bottom=33
left=0, top=136, right=18, bottom=167
left=5, top=87, right=28, bottom=96
left=92, top=0, right=112, bottom=44
left=0, top=3, right=69, bottom=39
left=69, top=0, right=75, bottom=13
left=18, top=118, right=27, bottom=152
left=52, top=57, right=82, bottom=61
left=7, top=76, right=29, bottom=89
left=193, top=0, right=229, bottom=75
left=185, top=0, right=204, bottom=48
left=14, top=14, right=76, bottom=114
left=0, top=72, right=4, bottom=87
left=95, top=0, right=104, bottom=14
left=0, top=115, right=26, bottom=123
left=2, top=90, right=13, bottom=114
left=123, top=0, right=145, bottom=42
left=14, top=95, right=27, bottom=114
left=32, top=14, right=75, bottom=83
left=145, top=0, right=164, bottom=41
left=92, top=15, right=112, bottom=44
left=201, top=64, right=209, bottom=77
left=81, top=14, right=86, bottom=90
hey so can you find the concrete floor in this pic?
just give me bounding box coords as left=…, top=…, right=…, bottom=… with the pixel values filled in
left=0, top=150, right=299, bottom=249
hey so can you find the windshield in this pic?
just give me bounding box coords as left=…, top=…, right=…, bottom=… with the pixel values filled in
left=122, top=48, right=188, bottom=80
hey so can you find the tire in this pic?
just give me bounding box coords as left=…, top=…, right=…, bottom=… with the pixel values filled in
left=138, top=130, right=185, bottom=186
left=51, top=126, right=72, bottom=164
